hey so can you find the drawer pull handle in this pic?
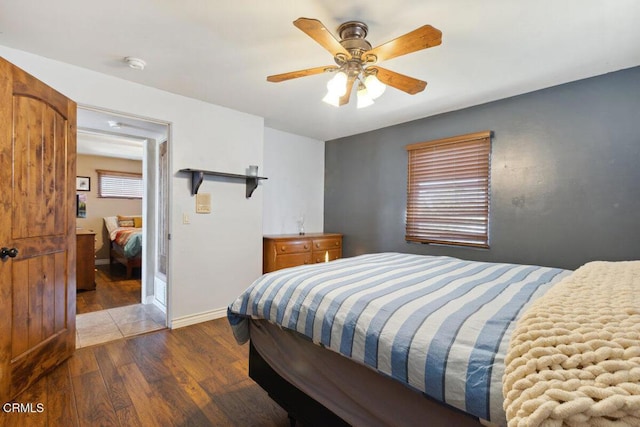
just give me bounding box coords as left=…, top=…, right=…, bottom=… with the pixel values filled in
left=304, top=244, right=308, bottom=249
left=335, top=241, right=339, bottom=246
left=316, top=243, right=320, bottom=248
left=281, top=246, right=285, bottom=252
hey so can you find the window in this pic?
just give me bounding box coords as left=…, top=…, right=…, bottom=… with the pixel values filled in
left=97, top=169, right=143, bottom=199
left=405, top=130, right=491, bottom=248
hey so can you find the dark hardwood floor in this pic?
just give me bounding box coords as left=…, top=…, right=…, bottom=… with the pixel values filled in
left=76, top=264, right=141, bottom=314
left=4, top=319, right=290, bottom=427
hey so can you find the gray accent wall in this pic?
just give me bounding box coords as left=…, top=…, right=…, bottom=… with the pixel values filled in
left=324, top=67, right=640, bottom=270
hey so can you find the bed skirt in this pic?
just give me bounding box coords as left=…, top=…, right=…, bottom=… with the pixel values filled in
left=249, top=319, right=484, bottom=427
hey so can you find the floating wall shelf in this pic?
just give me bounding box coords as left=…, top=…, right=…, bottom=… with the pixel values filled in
left=179, top=168, right=268, bottom=198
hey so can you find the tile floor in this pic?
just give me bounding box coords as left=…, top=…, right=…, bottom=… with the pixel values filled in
left=76, top=303, right=166, bottom=348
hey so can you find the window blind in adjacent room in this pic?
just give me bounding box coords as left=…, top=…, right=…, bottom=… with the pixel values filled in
left=405, top=130, right=491, bottom=248
left=97, top=169, right=143, bottom=199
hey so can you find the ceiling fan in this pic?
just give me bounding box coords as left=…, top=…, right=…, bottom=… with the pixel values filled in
left=267, top=18, right=442, bottom=108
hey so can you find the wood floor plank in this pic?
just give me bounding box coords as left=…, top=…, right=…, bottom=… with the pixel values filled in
left=122, top=331, right=222, bottom=425
left=103, top=338, right=135, bottom=368
left=200, top=316, right=245, bottom=348
left=206, top=354, right=252, bottom=388
left=165, top=325, right=238, bottom=383
left=144, top=329, right=236, bottom=425
left=178, top=322, right=238, bottom=358
left=71, top=370, right=119, bottom=426
left=113, top=405, right=143, bottom=427
left=93, top=346, right=137, bottom=414
left=202, top=377, right=289, bottom=427
left=8, top=318, right=292, bottom=426
left=45, top=363, right=79, bottom=427
left=116, top=362, right=175, bottom=427
left=67, top=347, right=99, bottom=378
left=124, top=331, right=174, bottom=383
left=76, top=264, right=141, bottom=314
left=146, top=375, right=214, bottom=426
left=2, top=372, right=47, bottom=427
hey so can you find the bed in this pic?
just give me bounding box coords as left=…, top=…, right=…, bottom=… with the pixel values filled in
left=104, top=215, right=143, bottom=278
left=227, top=253, right=640, bottom=426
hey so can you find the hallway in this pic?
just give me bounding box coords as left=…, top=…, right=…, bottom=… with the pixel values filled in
left=76, top=264, right=165, bottom=348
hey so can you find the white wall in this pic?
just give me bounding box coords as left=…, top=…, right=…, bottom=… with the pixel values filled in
left=263, top=127, right=325, bottom=235
left=0, top=46, right=264, bottom=325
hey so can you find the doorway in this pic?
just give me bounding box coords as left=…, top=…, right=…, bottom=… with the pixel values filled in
left=75, top=105, right=170, bottom=347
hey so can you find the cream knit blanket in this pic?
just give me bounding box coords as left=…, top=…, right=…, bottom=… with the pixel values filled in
left=503, top=261, right=640, bottom=427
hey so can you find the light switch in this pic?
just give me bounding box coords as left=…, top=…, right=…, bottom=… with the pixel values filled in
left=196, top=193, right=211, bottom=214
left=183, top=213, right=190, bottom=224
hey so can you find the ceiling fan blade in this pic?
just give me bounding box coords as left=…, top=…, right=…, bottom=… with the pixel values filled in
left=371, top=67, right=427, bottom=95
left=267, top=65, right=338, bottom=83
left=365, top=25, right=442, bottom=63
left=338, top=74, right=357, bottom=106
left=294, top=18, right=351, bottom=58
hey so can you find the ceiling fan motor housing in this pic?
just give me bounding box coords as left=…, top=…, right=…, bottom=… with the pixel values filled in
left=337, top=21, right=372, bottom=60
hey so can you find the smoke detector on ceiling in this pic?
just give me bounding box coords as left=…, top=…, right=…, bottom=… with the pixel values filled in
left=124, top=57, right=146, bottom=70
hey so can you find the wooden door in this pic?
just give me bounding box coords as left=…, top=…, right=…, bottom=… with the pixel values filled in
left=0, top=57, right=77, bottom=402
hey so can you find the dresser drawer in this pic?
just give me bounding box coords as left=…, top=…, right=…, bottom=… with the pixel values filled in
left=276, top=253, right=312, bottom=270
left=313, top=248, right=341, bottom=264
left=312, top=237, right=342, bottom=251
left=264, top=233, right=342, bottom=273
left=276, top=240, right=311, bottom=254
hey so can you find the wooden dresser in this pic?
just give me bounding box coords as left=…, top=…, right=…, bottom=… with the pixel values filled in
left=263, top=233, right=342, bottom=273
left=76, top=230, right=96, bottom=291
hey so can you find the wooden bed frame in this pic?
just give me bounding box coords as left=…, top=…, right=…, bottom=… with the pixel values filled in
left=109, top=243, right=141, bottom=278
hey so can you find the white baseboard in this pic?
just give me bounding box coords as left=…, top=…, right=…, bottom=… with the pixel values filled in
left=95, top=258, right=110, bottom=266
left=170, top=307, right=227, bottom=329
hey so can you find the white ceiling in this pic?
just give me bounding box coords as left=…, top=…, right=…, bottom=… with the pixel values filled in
left=76, top=107, right=168, bottom=160
left=1, top=1, right=639, bottom=141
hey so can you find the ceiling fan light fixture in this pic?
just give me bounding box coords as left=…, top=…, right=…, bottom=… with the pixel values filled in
left=326, top=71, right=348, bottom=97
left=364, top=73, right=386, bottom=100
left=357, top=83, right=374, bottom=109
left=322, top=91, right=341, bottom=107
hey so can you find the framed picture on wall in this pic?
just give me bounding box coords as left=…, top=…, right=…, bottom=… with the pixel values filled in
left=76, top=194, right=87, bottom=218
left=76, top=176, right=91, bottom=191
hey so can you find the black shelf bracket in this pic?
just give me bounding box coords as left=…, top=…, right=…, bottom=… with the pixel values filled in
left=179, top=168, right=267, bottom=198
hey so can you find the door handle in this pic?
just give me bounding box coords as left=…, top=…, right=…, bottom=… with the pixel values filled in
left=1, top=247, right=18, bottom=259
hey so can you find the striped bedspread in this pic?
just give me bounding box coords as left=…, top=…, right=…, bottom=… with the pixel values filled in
left=227, top=253, right=570, bottom=423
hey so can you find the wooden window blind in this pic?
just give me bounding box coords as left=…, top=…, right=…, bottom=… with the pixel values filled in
left=97, top=169, right=143, bottom=199
left=405, top=130, right=491, bottom=248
